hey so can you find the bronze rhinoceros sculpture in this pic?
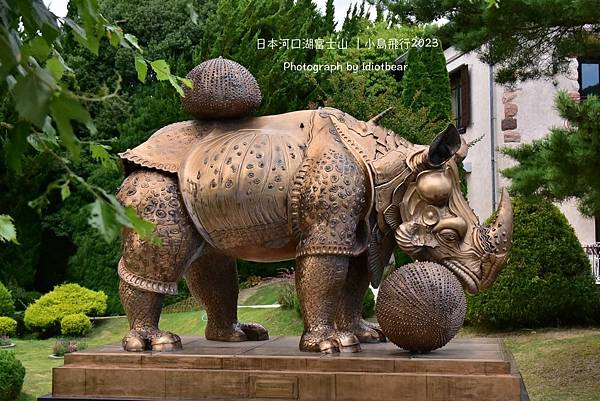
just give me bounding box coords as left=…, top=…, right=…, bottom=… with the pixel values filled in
left=116, top=107, right=512, bottom=353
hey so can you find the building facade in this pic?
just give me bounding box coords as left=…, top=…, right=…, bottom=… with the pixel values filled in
left=444, top=47, right=599, bottom=246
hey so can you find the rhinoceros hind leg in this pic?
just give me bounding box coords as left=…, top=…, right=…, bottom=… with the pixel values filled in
left=117, top=169, right=202, bottom=352
left=296, top=255, right=361, bottom=353
left=185, top=251, right=269, bottom=342
left=336, top=253, right=387, bottom=343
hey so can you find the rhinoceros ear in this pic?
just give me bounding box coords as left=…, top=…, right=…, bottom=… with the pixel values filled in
left=428, top=124, right=461, bottom=167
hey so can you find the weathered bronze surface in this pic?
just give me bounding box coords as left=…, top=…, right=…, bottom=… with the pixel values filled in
left=376, top=261, right=466, bottom=352
left=117, top=105, right=513, bottom=353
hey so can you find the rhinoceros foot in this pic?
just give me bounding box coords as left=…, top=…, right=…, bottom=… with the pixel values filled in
left=122, top=328, right=182, bottom=352
left=344, top=319, right=387, bottom=344
left=205, top=322, right=269, bottom=342
left=239, top=322, right=269, bottom=341
left=300, top=328, right=361, bottom=354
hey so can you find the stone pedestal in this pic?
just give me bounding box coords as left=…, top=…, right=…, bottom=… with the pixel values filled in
left=42, top=336, right=525, bottom=401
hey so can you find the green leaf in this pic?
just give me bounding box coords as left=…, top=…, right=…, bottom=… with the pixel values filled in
left=87, top=199, right=120, bottom=242
left=89, top=142, right=117, bottom=170
left=46, top=56, right=66, bottom=80
left=124, top=33, right=141, bottom=51
left=105, top=25, right=124, bottom=47
left=169, top=75, right=185, bottom=96
left=87, top=196, right=157, bottom=243
left=186, top=2, right=199, bottom=25
left=73, top=0, right=102, bottom=54
left=28, top=178, right=70, bottom=212
left=5, top=122, right=30, bottom=173
left=19, top=0, right=60, bottom=43
left=22, top=36, right=52, bottom=61
left=27, top=117, right=59, bottom=152
left=0, top=215, right=18, bottom=244
left=180, top=77, right=193, bottom=89
left=0, top=30, right=21, bottom=74
left=60, top=181, right=71, bottom=200
left=49, top=92, right=97, bottom=160
left=13, top=66, right=56, bottom=128
left=63, top=17, right=88, bottom=46
left=150, top=59, right=170, bottom=81
left=123, top=206, right=157, bottom=242
left=134, top=53, right=148, bottom=83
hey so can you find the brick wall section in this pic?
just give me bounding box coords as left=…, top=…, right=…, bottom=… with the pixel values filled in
left=502, top=90, right=520, bottom=143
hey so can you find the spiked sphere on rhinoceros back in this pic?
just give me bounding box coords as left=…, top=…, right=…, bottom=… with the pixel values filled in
left=376, top=261, right=466, bottom=352
left=181, top=57, right=262, bottom=119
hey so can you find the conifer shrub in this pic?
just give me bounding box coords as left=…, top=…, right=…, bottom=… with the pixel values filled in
left=0, top=283, right=14, bottom=317
left=400, top=32, right=452, bottom=125
left=466, top=196, right=600, bottom=328
left=24, top=284, right=107, bottom=335
left=0, top=351, right=25, bottom=401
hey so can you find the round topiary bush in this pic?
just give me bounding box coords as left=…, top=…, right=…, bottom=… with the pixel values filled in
left=0, top=317, right=17, bottom=337
left=24, top=284, right=107, bottom=335
left=0, top=351, right=25, bottom=401
left=0, top=283, right=14, bottom=317
left=61, top=313, right=92, bottom=337
left=467, top=196, right=600, bottom=328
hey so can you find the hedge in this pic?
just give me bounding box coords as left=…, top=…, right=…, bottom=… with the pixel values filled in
left=466, top=196, right=600, bottom=328
left=0, top=351, right=25, bottom=401
left=24, top=284, right=107, bottom=334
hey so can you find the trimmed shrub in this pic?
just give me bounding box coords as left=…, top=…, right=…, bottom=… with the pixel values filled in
left=0, top=283, right=14, bottom=317
left=0, top=351, right=25, bottom=401
left=0, top=317, right=17, bottom=337
left=61, top=313, right=92, bottom=337
left=467, top=196, right=600, bottom=328
left=24, top=284, right=107, bottom=334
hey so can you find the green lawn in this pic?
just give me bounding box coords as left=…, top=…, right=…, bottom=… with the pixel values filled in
left=241, top=282, right=284, bottom=305
left=7, top=283, right=600, bottom=401
left=503, top=328, right=600, bottom=401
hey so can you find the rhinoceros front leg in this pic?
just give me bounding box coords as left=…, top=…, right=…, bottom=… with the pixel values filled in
left=185, top=251, right=269, bottom=342
left=117, top=170, right=202, bottom=352
left=336, top=253, right=386, bottom=343
left=296, top=255, right=360, bottom=353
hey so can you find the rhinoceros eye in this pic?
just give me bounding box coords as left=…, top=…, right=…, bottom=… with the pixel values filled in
left=439, top=229, right=458, bottom=242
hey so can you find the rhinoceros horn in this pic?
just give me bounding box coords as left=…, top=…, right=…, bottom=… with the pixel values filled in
left=407, top=124, right=462, bottom=172
left=479, top=188, right=514, bottom=290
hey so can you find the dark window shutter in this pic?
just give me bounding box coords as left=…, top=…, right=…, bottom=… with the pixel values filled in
left=460, top=65, right=471, bottom=128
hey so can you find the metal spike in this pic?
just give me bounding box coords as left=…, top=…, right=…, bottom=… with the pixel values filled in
left=367, top=107, right=394, bottom=124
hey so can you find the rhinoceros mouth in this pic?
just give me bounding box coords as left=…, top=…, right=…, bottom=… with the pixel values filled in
left=443, top=260, right=479, bottom=294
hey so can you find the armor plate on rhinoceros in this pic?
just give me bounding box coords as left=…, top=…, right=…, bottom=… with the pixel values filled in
left=119, top=121, right=215, bottom=174
left=178, top=110, right=317, bottom=260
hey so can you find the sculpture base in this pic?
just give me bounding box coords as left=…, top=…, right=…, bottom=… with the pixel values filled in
left=44, top=336, right=525, bottom=401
